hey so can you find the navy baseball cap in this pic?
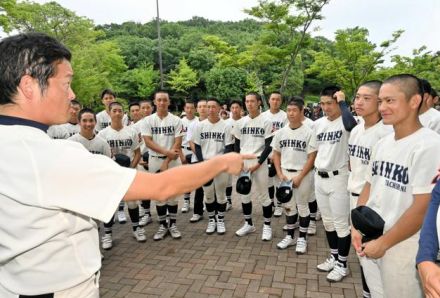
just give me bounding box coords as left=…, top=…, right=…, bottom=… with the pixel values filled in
left=236, top=171, right=252, bottom=195
left=351, top=206, right=384, bottom=242
left=276, top=180, right=293, bottom=203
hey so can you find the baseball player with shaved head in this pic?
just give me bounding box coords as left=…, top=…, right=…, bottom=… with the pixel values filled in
left=314, top=86, right=358, bottom=282
left=141, top=91, right=185, bottom=240
left=262, top=92, right=288, bottom=217
left=193, top=98, right=235, bottom=234
left=272, top=98, right=317, bottom=254
left=181, top=100, right=198, bottom=213
left=353, top=74, right=440, bottom=297
left=0, top=32, right=248, bottom=298
left=98, top=101, right=144, bottom=249
left=348, top=80, right=392, bottom=297
left=224, top=100, right=243, bottom=210
left=234, top=92, right=274, bottom=241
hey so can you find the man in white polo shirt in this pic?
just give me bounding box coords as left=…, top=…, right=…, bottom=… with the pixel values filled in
left=0, top=32, right=247, bottom=298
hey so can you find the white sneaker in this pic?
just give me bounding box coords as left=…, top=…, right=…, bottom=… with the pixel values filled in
left=169, top=224, right=182, bottom=239
left=326, top=262, right=349, bottom=282
left=277, top=235, right=296, bottom=249
left=307, top=221, right=317, bottom=235
left=101, top=233, right=113, bottom=250
left=316, top=210, right=321, bottom=221
left=139, top=205, right=145, bottom=217
left=283, top=222, right=300, bottom=231
left=206, top=219, right=216, bottom=234
left=133, top=227, right=147, bottom=242
left=274, top=206, right=283, bottom=217
left=261, top=225, right=272, bottom=241
left=295, top=237, right=307, bottom=254
left=235, top=222, right=256, bottom=237
left=317, top=255, right=336, bottom=272
left=217, top=219, right=226, bottom=235
left=226, top=201, right=232, bottom=211
left=181, top=200, right=190, bottom=213
left=140, top=214, right=152, bottom=226
left=153, top=225, right=168, bottom=241
left=190, top=214, right=203, bottom=223
left=117, top=210, right=126, bottom=224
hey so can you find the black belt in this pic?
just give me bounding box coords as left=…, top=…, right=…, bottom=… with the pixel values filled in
left=317, top=170, right=339, bottom=178
left=285, top=169, right=299, bottom=173
left=20, top=294, right=53, bottom=298
left=152, top=156, right=166, bottom=159
left=351, top=192, right=360, bottom=197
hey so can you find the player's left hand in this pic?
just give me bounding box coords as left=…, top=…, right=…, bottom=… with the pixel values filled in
left=292, top=176, right=303, bottom=188
left=333, top=91, right=346, bottom=103
left=362, top=237, right=387, bottom=259
left=248, top=163, right=261, bottom=174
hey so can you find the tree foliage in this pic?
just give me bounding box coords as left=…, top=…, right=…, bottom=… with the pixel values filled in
left=167, top=58, right=199, bottom=95
left=307, top=27, right=403, bottom=96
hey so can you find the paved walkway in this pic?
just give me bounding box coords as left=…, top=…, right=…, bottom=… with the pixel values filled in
left=100, top=198, right=362, bottom=298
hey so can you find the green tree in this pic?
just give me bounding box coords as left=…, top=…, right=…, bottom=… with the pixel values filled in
left=119, top=64, right=159, bottom=100
left=205, top=67, right=249, bottom=102
left=71, top=41, right=127, bottom=110
left=167, top=58, right=199, bottom=95
left=244, top=0, right=330, bottom=93
left=381, top=47, right=440, bottom=90
left=113, top=35, right=156, bottom=69
left=0, top=0, right=99, bottom=48
left=307, top=27, right=403, bottom=96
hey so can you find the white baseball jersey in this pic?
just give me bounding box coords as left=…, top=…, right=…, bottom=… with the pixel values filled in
left=0, top=118, right=136, bottom=295
left=366, top=128, right=440, bottom=231
left=225, top=117, right=240, bottom=129
left=302, top=117, right=315, bottom=130
left=272, top=124, right=317, bottom=170
left=181, top=116, right=198, bottom=149
left=314, top=116, right=350, bottom=171
left=141, top=113, right=184, bottom=156
left=129, top=119, right=148, bottom=154
left=47, top=124, right=69, bottom=139
left=98, top=126, right=139, bottom=161
left=262, top=109, right=288, bottom=132
left=68, top=133, right=112, bottom=157
left=348, top=121, right=392, bottom=194
left=95, top=110, right=129, bottom=132
left=60, top=122, right=80, bottom=137
left=192, top=118, right=234, bottom=160
left=233, top=113, right=273, bottom=155
left=419, top=108, right=440, bottom=134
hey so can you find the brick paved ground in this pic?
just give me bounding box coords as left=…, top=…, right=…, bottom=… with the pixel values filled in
left=100, top=196, right=362, bottom=298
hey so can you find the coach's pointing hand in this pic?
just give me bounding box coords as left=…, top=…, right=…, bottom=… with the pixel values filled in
left=220, top=153, right=254, bottom=176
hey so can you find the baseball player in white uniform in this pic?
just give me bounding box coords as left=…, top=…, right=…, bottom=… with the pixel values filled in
left=352, top=74, right=440, bottom=298
left=95, top=89, right=129, bottom=132
left=193, top=98, right=234, bottom=234
left=224, top=100, right=243, bottom=210
left=298, top=101, right=320, bottom=235
left=272, top=98, right=317, bottom=254
left=418, top=79, right=440, bottom=134
left=262, top=92, right=288, bottom=217
left=180, top=100, right=198, bottom=213
left=135, top=100, right=155, bottom=226
left=314, top=86, right=358, bottom=282
left=98, top=102, right=145, bottom=249
left=348, top=81, right=392, bottom=298
left=188, top=100, right=208, bottom=223
left=141, top=91, right=185, bottom=240
left=68, top=108, right=112, bottom=157
left=0, top=32, right=249, bottom=298
left=234, top=92, right=274, bottom=241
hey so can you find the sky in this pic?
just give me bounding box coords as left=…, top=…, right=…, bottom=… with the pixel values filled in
left=25, top=0, right=440, bottom=60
